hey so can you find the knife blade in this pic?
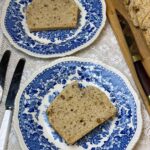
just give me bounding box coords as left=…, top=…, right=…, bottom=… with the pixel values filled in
left=0, top=51, right=11, bottom=103
left=0, top=59, right=25, bottom=150
left=5, top=59, right=25, bottom=110
left=116, top=11, right=150, bottom=103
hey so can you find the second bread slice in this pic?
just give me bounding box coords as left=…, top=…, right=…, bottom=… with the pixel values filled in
left=47, top=81, right=117, bottom=144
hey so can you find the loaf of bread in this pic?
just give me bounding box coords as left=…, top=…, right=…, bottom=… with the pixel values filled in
left=47, top=81, right=117, bottom=144
left=26, top=0, right=79, bottom=31
left=124, top=0, right=150, bottom=48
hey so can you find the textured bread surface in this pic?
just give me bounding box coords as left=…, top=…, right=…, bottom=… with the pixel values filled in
left=144, top=28, right=150, bottom=46
left=26, top=0, right=79, bottom=31
left=47, top=81, right=117, bottom=144
left=124, top=0, right=150, bottom=48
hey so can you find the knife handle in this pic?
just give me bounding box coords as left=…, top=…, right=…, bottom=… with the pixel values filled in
left=134, top=60, right=150, bottom=103
left=0, top=110, right=12, bottom=150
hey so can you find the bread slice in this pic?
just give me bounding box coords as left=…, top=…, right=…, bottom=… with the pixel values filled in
left=136, top=6, right=150, bottom=29
left=124, top=0, right=150, bottom=49
left=26, top=0, right=79, bottom=31
left=142, top=12, right=150, bottom=29
left=126, top=0, right=150, bottom=27
left=47, top=81, right=117, bottom=144
left=128, top=5, right=139, bottom=26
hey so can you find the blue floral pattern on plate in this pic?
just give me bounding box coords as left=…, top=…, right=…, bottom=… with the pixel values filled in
left=2, top=0, right=106, bottom=58
left=14, top=57, right=142, bottom=150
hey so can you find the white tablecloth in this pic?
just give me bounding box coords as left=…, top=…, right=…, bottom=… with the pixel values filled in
left=0, top=0, right=150, bottom=149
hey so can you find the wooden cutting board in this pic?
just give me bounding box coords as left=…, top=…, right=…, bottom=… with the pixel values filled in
left=105, top=0, right=150, bottom=114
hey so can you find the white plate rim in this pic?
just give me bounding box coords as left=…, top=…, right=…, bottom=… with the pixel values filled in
left=14, top=57, right=143, bottom=150
left=1, top=0, right=106, bottom=58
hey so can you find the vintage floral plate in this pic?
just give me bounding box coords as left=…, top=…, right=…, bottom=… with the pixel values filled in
left=14, top=57, right=142, bottom=150
left=2, top=0, right=106, bottom=58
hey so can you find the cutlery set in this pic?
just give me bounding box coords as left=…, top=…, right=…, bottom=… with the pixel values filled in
left=106, top=0, right=150, bottom=114
left=0, top=51, right=25, bottom=150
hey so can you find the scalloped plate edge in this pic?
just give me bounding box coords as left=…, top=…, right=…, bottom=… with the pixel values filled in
left=1, top=0, right=106, bottom=58
left=14, top=57, right=143, bottom=150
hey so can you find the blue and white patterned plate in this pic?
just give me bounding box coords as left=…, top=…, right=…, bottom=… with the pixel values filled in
left=2, top=0, right=106, bottom=58
left=14, top=57, right=142, bottom=150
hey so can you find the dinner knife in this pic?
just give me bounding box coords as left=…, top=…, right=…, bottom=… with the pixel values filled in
left=0, top=51, right=11, bottom=103
left=0, top=59, right=25, bottom=150
left=116, top=11, right=150, bottom=103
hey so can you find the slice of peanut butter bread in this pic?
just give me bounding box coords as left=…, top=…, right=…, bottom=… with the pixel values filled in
left=47, top=81, right=117, bottom=144
left=26, top=0, right=79, bottom=31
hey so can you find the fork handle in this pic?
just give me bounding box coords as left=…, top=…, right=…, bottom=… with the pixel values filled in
left=0, top=110, right=12, bottom=150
